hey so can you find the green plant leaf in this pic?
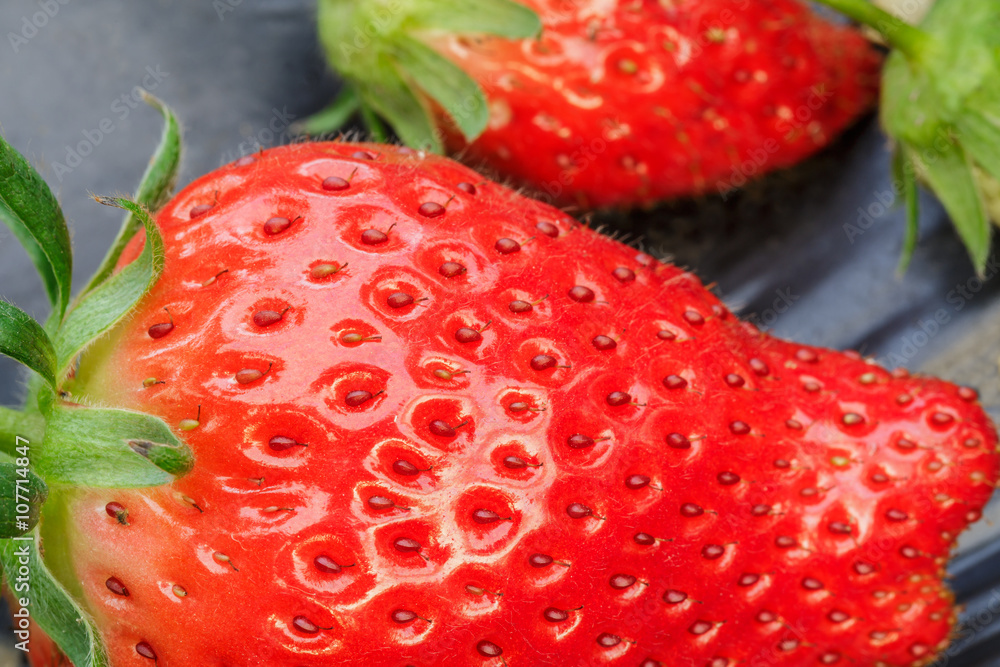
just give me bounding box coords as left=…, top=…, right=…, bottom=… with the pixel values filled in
left=79, top=93, right=181, bottom=299
left=53, top=197, right=163, bottom=376
left=360, top=56, right=443, bottom=152
left=956, top=109, right=1000, bottom=183
left=0, top=452, right=47, bottom=538
left=893, top=147, right=920, bottom=274
left=1, top=531, right=110, bottom=666
left=917, top=137, right=991, bottom=273
left=0, top=301, right=56, bottom=389
left=392, top=35, right=488, bottom=141
left=35, top=403, right=193, bottom=487
left=359, top=102, right=391, bottom=144
left=0, top=135, right=73, bottom=323
left=407, top=0, right=542, bottom=39
left=292, top=86, right=361, bottom=136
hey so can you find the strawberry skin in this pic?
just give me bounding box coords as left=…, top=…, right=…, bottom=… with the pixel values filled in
left=35, top=143, right=997, bottom=666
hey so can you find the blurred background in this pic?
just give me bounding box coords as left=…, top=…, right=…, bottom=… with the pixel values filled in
left=2, top=0, right=1000, bottom=665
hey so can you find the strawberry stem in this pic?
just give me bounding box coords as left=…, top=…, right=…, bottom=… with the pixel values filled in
left=812, top=0, right=933, bottom=59
left=0, top=406, right=44, bottom=457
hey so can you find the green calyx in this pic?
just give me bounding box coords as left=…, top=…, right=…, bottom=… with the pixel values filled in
left=305, top=0, right=542, bottom=151
left=816, top=0, right=1000, bottom=274
left=0, top=94, right=193, bottom=666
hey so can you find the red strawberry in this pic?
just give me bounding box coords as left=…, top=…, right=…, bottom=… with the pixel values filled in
left=312, top=0, right=882, bottom=208
left=15, top=142, right=996, bottom=666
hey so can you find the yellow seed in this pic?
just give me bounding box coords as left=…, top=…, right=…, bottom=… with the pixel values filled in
left=172, top=585, right=187, bottom=597
left=179, top=419, right=200, bottom=431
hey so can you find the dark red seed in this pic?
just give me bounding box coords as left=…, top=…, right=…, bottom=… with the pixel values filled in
left=345, top=390, right=375, bottom=407
left=457, top=182, right=477, bottom=194
left=495, top=238, right=521, bottom=254
left=689, top=620, right=713, bottom=635
left=393, top=537, right=421, bottom=553
left=819, top=651, right=842, bottom=664
left=634, top=532, right=655, bottom=545
left=509, top=300, right=533, bottom=313
left=477, top=640, right=503, bottom=657
left=775, top=536, right=796, bottom=548
left=612, top=267, right=635, bottom=283
left=663, top=589, right=687, bottom=604
left=724, top=374, right=745, bottom=388
left=785, top=419, right=802, bottom=430
left=774, top=459, right=791, bottom=469
left=392, top=609, right=418, bottom=624
left=352, top=150, right=376, bottom=160
left=680, top=503, right=704, bottom=518
left=751, top=504, right=771, bottom=516
left=662, top=374, right=687, bottom=390
left=666, top=433, right=690, bottom=449
left=708, top=658, right=729, bottom=667
left=508, top=401, right=531, bottom=412
left=828, top=521, right=852, bottom=535
left=268, top=436, right=300, bottom=451
left=930, top=412, right=955, bottom=426
left=236, top=368, right=266, bottom=384
left=609, top=574, right=636, bottom=589
left=738, top=573, right=760, bottom=586
left=387, top=292, right=414, bottom=308
left=717, top=471, right=740, bottom=485
left=683, top=310, right=704, bottom=325
left=854, top=561, right=876, bottom=575
left=455, top=327, right=482, bottom=343
left=886, top=508, right=909, bottom=522
left=429, top=420, right=457, bottom=437
left=418, top=202, right=446, bottom=218
left=900, top=545, right=919, bottom=559
left=264, top=216, right=292, bottom=235
left=756, top=610, right=776, bottom=623
left=530, top=354, right=557, bottom=371
left=592, top=335, right=617, bottom=350
left=625, top=474, right=651, bottom=489
left=896, top=437, right=917, bottom=450
left=367, top=495, right=395, bottom=510
left=189, top=203, right=213, bottom=219
left=293, top=616, right=321, bottom=634
left=802, top=577, right=824, bottom=590
left=361, top=229, right=388, bottom=245
left=640, top=660, right=661, bottom=667
left=729, top=421, right=750, bottom=435
left=567, top=434, right=595, bottom=449
left=473, top=509, right=502, bottom=524
left=606, top=391, right=631, bottom=406
left=958, top=386, right=979, bottom=402
left=597, top=633, right=621, bottom=648
left=796, top=349, right=818, bottom=363
left=529, top=553, right=553, bottom=568
left=439, top=261, right=466, bottom=278
left=702, top=544, right=725, bottom=560
left=568, top=285, right=595, bottom=302
left=253, top=310, right=284, bottom=327
left=543, top=607, right=569, bottom=622
left=135, top=642, right=157, bottom=660
left=657, top=329, right=676, bottom=340
left=536, top=221, right=559, bottom=237
left=314, top=555, right=342, bottom=574
left=503, top=456, right=527, bottom=469
left=106, top=577, right=129, bottom=596
left=828, top=610, right=849, bottom=623
left=749, top=358, right=769, bottom=375
left=392, top=460, right=420, bottom=476
left=148, top=322, right=173, bottom=339
left=105, top=502, right=129, bottom=525
left=567, top=503, right=593, bottom=519
left=322, top=176, right=350, bottom=191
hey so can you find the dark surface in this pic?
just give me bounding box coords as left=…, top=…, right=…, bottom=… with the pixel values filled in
left=1, top=1, right=999, bottom=665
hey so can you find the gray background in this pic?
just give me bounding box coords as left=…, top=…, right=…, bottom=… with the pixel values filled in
left=2, top=0, right=1000, bottom=664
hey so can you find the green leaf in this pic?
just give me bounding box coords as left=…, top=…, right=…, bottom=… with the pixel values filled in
left=1, top=531, right=110, bottom=666
left=392, top=35, right=488, bottom=141
left=79, top=93, right=181, bottom=299
left=956, top=109, right=1000, bottom=184
left=53, top=197, right=164, bottom=376
left=0, top=301, right=56, bottom=388
left=893, top=147, right=920, bottom=274
left=0, top=134, right=73, bottom=322
left=0, top=452, right=47, bottom=538
left=360, top=56, right=443, bottom=153
left=407, top=0, right=542, bottom=39
left=917, top=137, right=991, bottom=273
left=35, top=403, right=193, bottom=486
left=359, top=102, right=391, bottom=144
left=292, top=86, right=361, bottom=136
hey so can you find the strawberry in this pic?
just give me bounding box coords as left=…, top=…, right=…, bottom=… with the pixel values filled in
left=811, top=0, right=1000, bottom=274
left=2, top=137, right=996, bottom=667
left=307, top=0, right=882, bottom=209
